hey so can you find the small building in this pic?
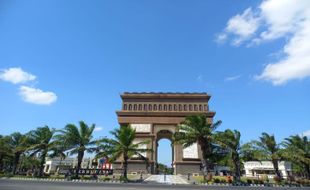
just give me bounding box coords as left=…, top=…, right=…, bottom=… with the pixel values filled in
left=214, top=165, right=231, bottom=176
left=44, top=157, right=99, bottom=174
left=243, top=161, right=292, bottom=179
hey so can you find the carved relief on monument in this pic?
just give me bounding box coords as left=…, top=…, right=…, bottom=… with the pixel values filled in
left=130, top=124, right=151, bottom=133
left=183, top=142, right=199, bottom=159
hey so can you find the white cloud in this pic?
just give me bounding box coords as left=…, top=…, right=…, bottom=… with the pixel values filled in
left=259, top=0, right=308, bottom=41
left=225, top=75, right=242, bottom=81
left=218, top=0, right=310, bottom=85
left=301, top=129, right=310, bottom=137
left=218, top=8, right=260, bottom=46
left=215, top=33, right=227, bottom=44
left=94, top=127, right=103, bottom=132
left=0, top=67, right=36, bottom=84
left=19, top=86, right=57, bottom=105
left=196, top=75, right=203, bottom=82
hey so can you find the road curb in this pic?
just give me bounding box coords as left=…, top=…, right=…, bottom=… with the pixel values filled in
left=8, top=177, right=123, bottom=184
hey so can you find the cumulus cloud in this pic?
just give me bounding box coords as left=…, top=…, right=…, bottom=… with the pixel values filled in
left=217, top=0, right=310, bottom=85
left=217, top=8, right=260, bottom=46
left=0, top=67, right=57, bottom=105
left=94, top=127, right=103, bottom=132
left=0, top=67, right=36, bottom=84
left=301, top=130, right=310, bottom=137
left=19, top=86, right=57, bottom=105
left=225, top=75, right=242, bottom=81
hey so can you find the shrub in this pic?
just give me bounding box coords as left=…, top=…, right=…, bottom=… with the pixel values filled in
left=70, top=176, right=80, bottom=180
left=213, top=178, right=221, bottom=183
left=5, top=173, right=14, bottom=178
left=253, top=179, right=263, bottom=184
left=80, top=176, right=92, bottom=180
left=284, top=180, right=290, bottom=185
left=287, top=176, right=295, bottom=182
left=296, top=179, right=310, bottom=186
left=261, top=174, right=269, bottom=183
left=247, top=179, right=252, bottom=184
left=50, top=175, right=65, bottom=179
left=273, top=176, right=282, bottom=184
left=119, top=176, right=128, bottom=182
left=227, top=176, right=233, bottom=184
left=206, top=173, right=213, bottom=182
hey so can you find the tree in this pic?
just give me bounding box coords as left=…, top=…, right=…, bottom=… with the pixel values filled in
left=18, top=154, right=40, bottom=173
left=8, top=132, right=29, bottom=175
left=57, top=121, right=96, bottom=178
left=0, top=135, right=13, bottom=171
left=240, top=142, right=264, bottom=162
left=49, top=143, right=68, bottom=174
left=215, top=129, right=242, bottom=182
left=174, top=114, right=222, bottom=180
left=97, top=126, right=151, bottom=181
left=156, top=163, right=174, bottom=174
left=282, top=135, right=310, bottom=179
left=27, top=126, right=55, bottom=177
left=253, top=133, right=283, bottom=179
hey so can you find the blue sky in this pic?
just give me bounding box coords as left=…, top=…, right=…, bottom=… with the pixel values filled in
left=0, top=0, right=309, bottom=165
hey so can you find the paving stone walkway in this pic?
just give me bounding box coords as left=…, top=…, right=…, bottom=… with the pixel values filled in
left=144, top=175, right=189, bottom=184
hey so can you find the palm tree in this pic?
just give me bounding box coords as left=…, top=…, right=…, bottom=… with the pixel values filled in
left=57, top=121, right=96, bottom=178
left=8, top=132, right=29, bottom=175
left=98, top=126, right=151, bottom=181
left=0, top=135, right=13, bottom=171
left=282, top=135, right=310, bottom=179
left=49, top=143, right=68, bottom=174
left=215, top=129, right=242, bottom=182
left=253, top=132, right=283, bottom=179
left=240, top=142, right=262, bottom=162
left=174, top=114, right=222, bottom=180
left=27, top=126, right=55, bottom=177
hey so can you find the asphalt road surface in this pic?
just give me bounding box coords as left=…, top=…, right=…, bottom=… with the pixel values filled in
left=0, top=179, right=308, bottom=190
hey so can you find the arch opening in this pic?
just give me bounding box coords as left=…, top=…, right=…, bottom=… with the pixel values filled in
left=156, top=130, right=174, bottom=174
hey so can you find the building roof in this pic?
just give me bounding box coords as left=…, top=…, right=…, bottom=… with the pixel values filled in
left=121, top=92, right=211, bottom=100
left=123, top=92, right=208, bottom=95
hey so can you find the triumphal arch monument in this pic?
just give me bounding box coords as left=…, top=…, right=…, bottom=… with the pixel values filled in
left=115, top=92, right=215, bottom=175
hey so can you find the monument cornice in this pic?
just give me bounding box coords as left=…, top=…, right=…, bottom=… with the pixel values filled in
left=121, top=92, right=211, bottom=100
left=116, top=111, right=216, bottom=117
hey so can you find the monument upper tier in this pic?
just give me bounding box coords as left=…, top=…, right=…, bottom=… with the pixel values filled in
left=116, top=92, right=215, bottom=120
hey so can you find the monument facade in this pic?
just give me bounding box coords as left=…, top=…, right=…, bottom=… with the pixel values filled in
left=115, top=92, right=216, bottom=175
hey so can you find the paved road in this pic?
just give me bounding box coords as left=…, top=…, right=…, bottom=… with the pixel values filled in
left=145, top=175, right=188, bottom=184
left=0, top=179, right=308, bottom=190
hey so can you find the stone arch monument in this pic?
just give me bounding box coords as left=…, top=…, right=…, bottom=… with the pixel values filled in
left=115, top=92, right=215, bottom=175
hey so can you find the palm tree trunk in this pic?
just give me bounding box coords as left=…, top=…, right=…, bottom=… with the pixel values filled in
left=75, top=150, right=84, bottom=178
left=232, top=153, right=241, bottom=182
left=200, top=143, right=211, bottom=181
left=272, top=159, right=282, bottom=179
left=57, top=157, right=63, bottom=175
left=123, top=155, right=129, bottom=181
left=12, top=153, right=21, bottom=175
left=304, top=163, right=310, bottom=180
left=201, top=158, right=209, bottom=180
left=0, top=155, right=3, bottom=171
left=39, top=150, right=47, bottom=177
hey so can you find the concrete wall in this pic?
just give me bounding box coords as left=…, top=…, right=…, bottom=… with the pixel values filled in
left=175, top=163, right=203, bottom=175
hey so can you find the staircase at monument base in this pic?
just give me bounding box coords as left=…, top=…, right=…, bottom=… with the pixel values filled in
left=144, top=175, right=189, bottom=185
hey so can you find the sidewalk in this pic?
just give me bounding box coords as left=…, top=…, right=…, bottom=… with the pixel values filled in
left=144, top=175, right=189, bottom=185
